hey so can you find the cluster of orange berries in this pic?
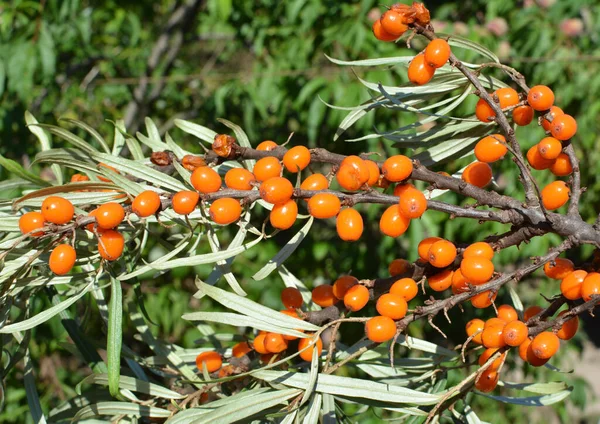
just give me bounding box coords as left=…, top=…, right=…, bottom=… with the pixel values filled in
left=544, top=257, right=600, bottom=302
left=372, top=2, right=431, bottom=43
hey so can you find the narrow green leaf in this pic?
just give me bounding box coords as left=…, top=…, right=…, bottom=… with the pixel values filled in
left=25, top=111, right=63, bottom=184
left=174, top=119, right=217, bottom=144
left=79, top=374, right=185, bottom=399
left=325, top=54, right=411, bottom=67
left=477, top=388, right=572, bottom=406
left=500, top=381, right=569, bottom=395
left=73, top=401, right=171, bottom=420
left=303, top=393, right=322, bottom=423
left=60, top=118, right=111, bottom=153
left=107, top=277, right=123, bottom=398
left=440, top=33, right=500, bottom=63
left=0, top=154, right=51, bottom=187
left=23, top=347, right=47, bottom=424
left=29, top=123, right=97, bottom=153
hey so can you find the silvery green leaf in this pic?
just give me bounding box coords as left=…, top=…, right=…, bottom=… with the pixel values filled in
left=33, top=148, right=97, bottom=173
left=73, top=402, right=171, bottom=420
left=60, top=118, right=111, bottom=153
left=464, top=404, right=484, bottom=424
left=322, top=394, right=336, bottom=424
left=25, top=111, right=63, bottom=184
left=477, top=388, right=572, bottom=406
left=280, top=409, right=298, bottom=424
left=395, top=334, right=458, bottom=357
left=107, top=276, right=123, bottom=398
left=325, top=54, right=412, bottom=67
left=500, top=381, right=569, bottom=395
left=165, top=132, right=188, bottom=158
left=29, top=123, right=97, bottom=153
left=205, top=219, right=248, bottom=296
left=174, top=119, right=217, bottom=144
left=0, top=178, right=37, bottom=191
left=302, top=393, right=322, bottom=424
left=300, top=342, right=320, bottom=405
left=24, top=348, right=47, bottom=424
left=507, top=285, right=524, bottom=319
left=439, top=33, right=500, bottom=63
left=0, top=154, right=51, bottom=187
left=79, top=374, right=185, bottom=399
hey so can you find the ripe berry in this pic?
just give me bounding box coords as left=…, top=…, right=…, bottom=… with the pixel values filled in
left=388, top=259, right=411, bottom=277
left=344, top=284, right=369, bottom=312
left=96, top=202, right=125, bottom=229
left=365, top=160, right=380, bottom=186
left=475, top=98, right=495, bottom=122
left=260, top=177, right=294, bottom=205
left=379, top=205, right=411, bottom=237
left=300, top=173, right=329, bottom=191
left=260, top=353, right=275, bottom=363
left=461, top=257, right=494, bottom=284
left=481, top=323, right=506, bottom=348
left=451, top=269, right=469, bottom=294
left=336, top=208, right=363, bottom=241
left=172, top=191, right=200, bottom=215
left=195, top=351, right=222, bottom=373
left=41, top=196, right=74, bottom=225
left=518, top=337, right=532, bottom=361
left=298, top=335, right=323, bottom=362
left=257, top=140, right=278, bottom=151
left=253, top=157, right=282, bottom=182
left=512, top=105, right=534, bottom=126
left=503, top=320, right=528, bottom=346
left=560, top=270, right=587, bottom=300
left=71, top=173, right=90, bottom=182
left=526, top=145, right=555, bottom=170
left=191, top=166, right=222, bottom=193
left=485, top=318, right=506, bottom=329
left=376, top=293, right=408, bottom=320
left=312, top=285, right=336, bottom=307
left=479, top=347, right=507, bottom=370
left=537, top=137, right=562, bottom=160
left=475, top=369, right=499, bottom=393
left=380, top=10, right=408, bottom=36
left=232, top=341, right=252, bottom=358
left=530, top=332, right=559, bottom=359
left=132, top=190, right=161, bottom=217
left=550, top=114, right=577, bottom=141
left=209, top=198, right=242, bottom=225
left=212, top=134, right=235, bottom=158
left=372, top=19, right=398, bottom=42
left=98, top=230, right=125, bottom=261
left=265, top=333, right=288, bottom=353
left=541, top=106, right=564, bottom=131
left=474, top=134, right=507, bottom=163
left=337, top=156, right=370, bottom=190
left=471, top=290, right=497, bottom=309
left=424, top=39, right=451, bottom=68
left=49, top=244, right=77, bottom=275
left=494, top=87, right=519, bottom=109
left=181, top=155, right=206, bottom=171
left=389, top=278, right=418, bottom=302
left=462, top=162, right=492, bottom=188
left=541, top=181, right=570, bottom=210
left=382, top=155, right=413, bottom=182
left=332, top=275, right=358, bottom=299
left=281, top=287, right=303, bottom=310
left=523, top=305, right=543, bottom=322
left=365, top=315, right=396, bottom=343
left=428, top=270, right=453, bottom=291
left=253, top=334, right=269, bottom=354
left=270, top=200, right=298, bottom=230
left=398, top=186, right=427, bottom=219
left=308, top=193, right=341, bottom=219
left=463, top=242, right=494, bottom=260
left=19, top=211, right=45, bottom=237
left=283, top=146, right=311, bottom=173
left=225, top=168, right=256, bottom=191
left=428, top=240, right=457, bottom=268
left=408, top=53, right=436, bottom=86
left=466, top=319, right=485, bottom=344
left=527, top=85, right=554, bottom=111
left=418, top=237, right=441, bottom=262
left=556, top=311, right=579, bottom=340
left=544, top=258, right=574, bottom=280
left=497, top=304, right=518, bottom=322
left=581, top=272, right=600, bottom=302
left=549, top=153, right=573, bottom=177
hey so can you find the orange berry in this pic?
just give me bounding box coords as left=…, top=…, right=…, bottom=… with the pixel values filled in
left=85, top=209, right=100, bottom=232
left=264, top=333, right=288, bottom=353
left=365, top=315, right=397, bottom=343
left=537, top=137, right=562, bottom=160
left=475, top=98, right=495, bottom=122
left=544, top=258, right=574, bottom=280
left=365, top=160, right=380, bottom=186
left=388, top=259, right=411, bottom=277
left=393, top=182, right=415, bottom=197
left=481, top=323, right=506, bottom=348
left=474, top=134, right=507, bottom=163
left=190, top=166, right=222, bottom=194
left=344, top=284, right=369, bottom=312
left=298, top=335, right=323, bottom=362
left=132, top=190, right=161, bottom=218
left=428, top=240, right=457, bottom=268
left=497, top=304, right=518, bottom=322
left=308, top=193, right=341, bottom=219
left=526, top=145, right=555, bottom=170
left=341, top=156, right=370, bottom=183
left=471, top=290, right=497, bottom=309
left=512, top=105, right=534, bottom=126
left=253, top=157, right=282, bottom=182
left=541, top=181, right=570, bottom=210
left=332, top=275, right=358, bottom=299
left=518, top=337, right=532, bottom=361
left=376, top=293, right=408, bottom=320
left=71, top=173, right=90, bottom=182
left=336, top=164, right=365, bottom=191
left=260, top=177, right=294, bottom=205
left=541, top=106, right=564, bottom=131
left=479, top=347, right=507, bottom=370
left=460, top=257, right=494, bottom=284
left=257, top=140, right=278, bottom=151
left=41, top=196, right=74, bottom=225
left=281, top=287, right=303, bottom=309
left=451, top=269, right=469, bottom=294
left=95, top=202, right=125, bottom=229
left=560, top=270, right=587, bottom=300
left=466, top=318, right=485, bottom=344
left=209, top=198, right=242, bottom=225
left=19, top=211, right=45, bottom=237
left=494, top=87, right=519, bottom=109
left=300, top=173, right=329, bottom=191
left=549, top=153, right=573, bottom=177
left=283, top=146, right=311, bottom=173
left=195, top=351, right=222, bottom=373
left=336, top=208, right=363, bottom=241
left=503, top=320, right=529, bottom=346
left=270, top=199, right=298, bottom=230
left=382, top=155, right=413, bottom=182
left=253, top=334, right=269, bottom=354
left=398, top=186, right=427, bottom=219
left=232, top=341, right=252, bottom=358
left=550, top=114, right=577, bottom=141
left=408, top=53, right=436, bottom=86
left=463, top=242, right=494, bottom=260
left=97, top=230, right=125, bottom=261
left=428, top=270, right=453, bottom=291
left=424, top=39, right=451, bottom=69
left=475, top=369, right=499, bottom=393
left=212, top=134, right=235, bottom=158
left=379, top=205, right=411, bottom=237
left=582, top=272, right=600, bottom=302
left=462, top=161, right=492, bottom=188
left=312, top=285, right=336, bottom=308
left=390, top=278, right=418, bottom=301
left=224, top=168, right=256, bottom=191
left=526, top=341, right=550, bottom=366
left=181, top=155, right=206, bottom=172
left=172, top=191, right=200, bottom=215
left=49, top=244, right=77, bottom=275
left=523, top=305, right=543, bottom=322
left=556, top=311, right=579, bottom=340
left=484, top=318, right=506, bottom=329
left=527, top=85, right=554, bottom=111
left=530, top=332, right=559, bottom=359
left=418, top=237, right=442, bottom=262
left=372, top=18, right=398, bottom=42
left=380, top=10, right=408, bottom=36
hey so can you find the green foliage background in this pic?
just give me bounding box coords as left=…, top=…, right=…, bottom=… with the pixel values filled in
left=1, top=0, right=600, bottom=422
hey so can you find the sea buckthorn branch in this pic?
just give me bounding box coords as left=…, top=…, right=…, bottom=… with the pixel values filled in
left=527, top=295, right=599, bottom=336
left=564, top=144, right=582, bottom=217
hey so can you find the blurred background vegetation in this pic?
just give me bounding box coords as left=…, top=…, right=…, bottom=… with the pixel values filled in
left=2, top=0, right=600, bottom=422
